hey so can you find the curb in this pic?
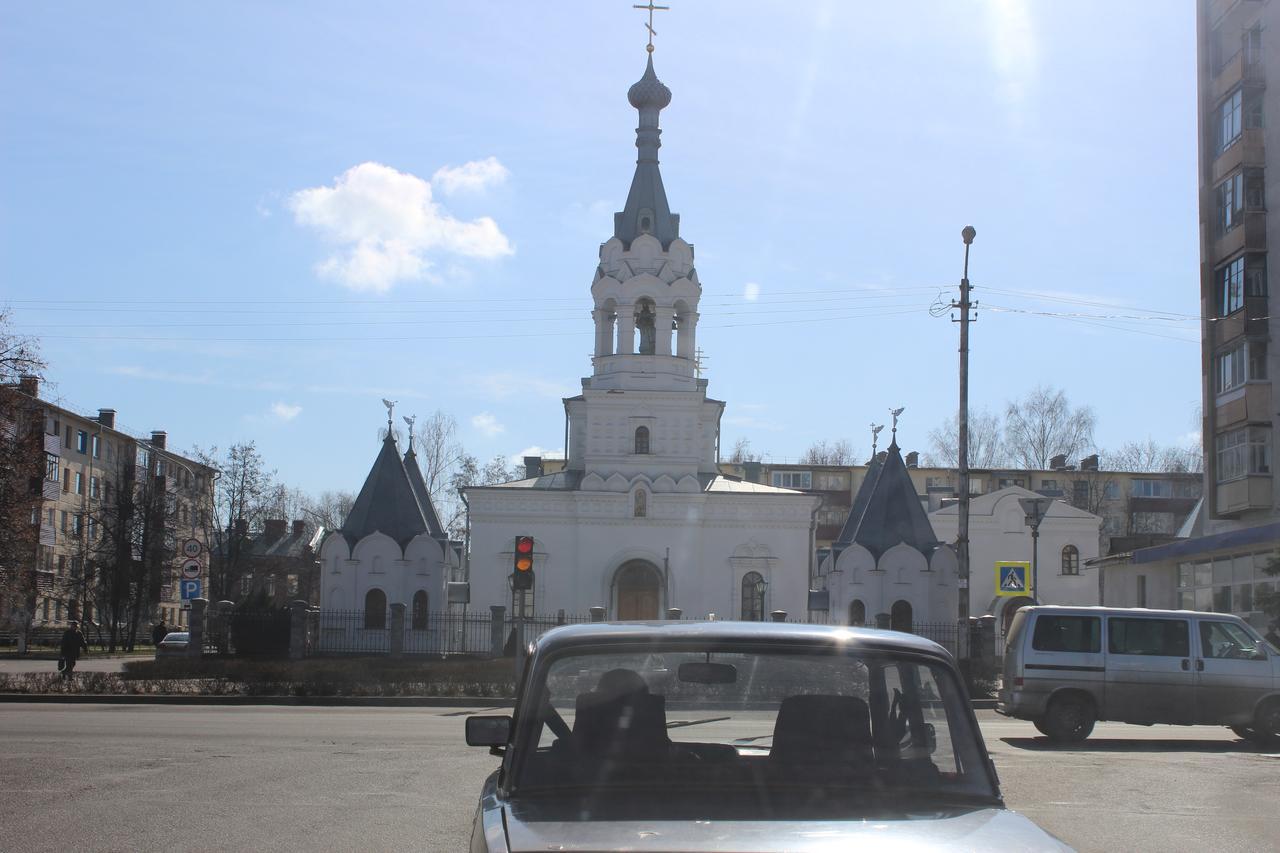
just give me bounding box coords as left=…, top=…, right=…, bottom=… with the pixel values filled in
left=1, top=693, right=997, bottom=709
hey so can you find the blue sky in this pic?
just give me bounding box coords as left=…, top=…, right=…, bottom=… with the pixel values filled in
left=1, top=1, right=1201, bottom=495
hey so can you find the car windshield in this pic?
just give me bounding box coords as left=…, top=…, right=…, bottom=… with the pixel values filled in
left=162, top=633, right=189, bottom=642
left=511, top=642, right=995, bottom=815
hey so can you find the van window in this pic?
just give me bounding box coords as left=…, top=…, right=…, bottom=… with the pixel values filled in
left=1199, top=621, right=1266, bottom=661
left=1108, top=618, right=1189, bottom=657
left=1032, top=615, right=1100, bottom=653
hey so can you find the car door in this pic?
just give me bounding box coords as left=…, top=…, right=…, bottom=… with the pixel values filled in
left=1104, top=616, right=1196, bottom=725
left=1193, top=618, right=1273, bottom=726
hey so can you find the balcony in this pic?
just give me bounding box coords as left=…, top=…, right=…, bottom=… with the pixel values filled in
left=1212, top=50, right=1265, bottom=103
left=43, top=433, right=60, bottom=455
left=1213, top=129, right=1265, bottom=184
left=1215, top=381, right=1271, bottom=429
left=38, top=525, right=55, bottom=547
left=1213, top=210, right=1267, bottom=261
left=1216, top=473, right=1272, bottom=516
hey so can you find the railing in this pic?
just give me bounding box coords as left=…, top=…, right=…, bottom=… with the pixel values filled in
left=403, top=611, right=495, bottom=656
left=311, top=609, right=390, bottom=655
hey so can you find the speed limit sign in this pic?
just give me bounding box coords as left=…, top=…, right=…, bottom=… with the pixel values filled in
left=182, top=539, right=202, bottom=559
left=180, top=559, right=201, bottom=580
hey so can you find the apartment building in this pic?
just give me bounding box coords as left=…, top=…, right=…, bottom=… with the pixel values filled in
left=0, top=375, right=215, bottom=639
left=718, top=454, right=1202, bottom=557
left=215, top=518, right=323, bottom=608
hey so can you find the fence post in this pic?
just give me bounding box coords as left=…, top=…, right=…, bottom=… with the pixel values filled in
left=187, top=598, right=207, bottom=658
left=216, top=600, right=235, bottom=654
left=489, top=606, right=506, bottom=658
left=977, top=615, right=997, bottom=665
left=289, top=600, right=309, bottom=660
left=874, top=612, right=890, bottom=630
left=589, top=606, right=606, bottom=623
left=666, top=607, right=682, bottom=620
left=769, top=610, right=787, bottom=623
left=389, top=603, right=405, bottom=659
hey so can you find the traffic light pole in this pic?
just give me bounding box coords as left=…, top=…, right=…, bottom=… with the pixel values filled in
left=515, top=588, right=526, bottom=680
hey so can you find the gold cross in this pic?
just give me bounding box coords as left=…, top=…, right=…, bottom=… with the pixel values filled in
left=633, top=1, right=670, bottom=53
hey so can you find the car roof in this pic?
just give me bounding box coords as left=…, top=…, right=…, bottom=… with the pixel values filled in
left=1019, top=605, right=1247, bottom=620
left=531, top=620, right=952, bottom=660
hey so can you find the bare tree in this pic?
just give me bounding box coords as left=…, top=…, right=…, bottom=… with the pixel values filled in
left=412, top=411, right=466, bottom=503
left=800, top=439, right=857, bottom=466
left=194, top=442, right=276, bottom=601
left=925, top=409, right=1006, bottom=468
left=1004, top=386, right=1097, bottom=470
left=1108, top=439, right=1200, bottom=474
left=0, top=308, right=45, bottom=383
left=303, top=490, right=355, bottom=533
left=727, top=437, right=762, bottom=464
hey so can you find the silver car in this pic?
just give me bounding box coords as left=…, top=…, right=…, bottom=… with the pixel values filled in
left=464, top=621, right=1069, bottom=852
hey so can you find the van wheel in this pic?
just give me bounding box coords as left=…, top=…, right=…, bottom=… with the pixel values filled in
left=1254, top=700, right=1280, bottom=749
left=1041, top=695, right=1095, bottom=743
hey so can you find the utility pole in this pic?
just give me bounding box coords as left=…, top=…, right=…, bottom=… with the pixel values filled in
left=952, top=226, right=978, bottom=654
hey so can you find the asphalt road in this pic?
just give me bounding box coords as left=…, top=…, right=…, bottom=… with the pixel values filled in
left=0, top=704, right=1276, bottom=852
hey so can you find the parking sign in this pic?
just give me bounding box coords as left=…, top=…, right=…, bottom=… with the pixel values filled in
left=180, top=579, right=202, bottom=600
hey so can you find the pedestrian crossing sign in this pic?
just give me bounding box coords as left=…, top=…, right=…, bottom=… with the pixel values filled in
left=995, top=562, right=1032, bottom=597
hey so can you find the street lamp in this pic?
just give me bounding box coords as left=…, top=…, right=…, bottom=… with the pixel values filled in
left=1018, top=497, right=1055, bottom=604
left=753, top=576, right=768, bottom=621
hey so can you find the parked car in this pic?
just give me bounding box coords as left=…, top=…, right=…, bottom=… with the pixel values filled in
left=464, top=621, right=1069, bottom=852
left=154, top=631, right=190, bottom=658
left=998, top=605, right=1280, bottom=746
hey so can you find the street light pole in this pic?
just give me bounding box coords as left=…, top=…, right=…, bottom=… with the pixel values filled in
left=954, top=226, right=977, bottom=651
left=1018, top=497, right=1053, bottom=605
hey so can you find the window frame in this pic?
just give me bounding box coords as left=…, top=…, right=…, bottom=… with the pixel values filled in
left=1060, top=545, right=1080, bottom=576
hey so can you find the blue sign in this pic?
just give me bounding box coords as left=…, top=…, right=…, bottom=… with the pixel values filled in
left=995, top=562, right=1031, bottom=597
left=180, top=579, right=202, bottom=600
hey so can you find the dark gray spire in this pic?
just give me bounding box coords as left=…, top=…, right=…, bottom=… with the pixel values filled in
left=835, top=441, right=940, bottom=560
left=403, top=445, right=446, bottom=539
left=614, top=55, right=680, bottom=249
left=340, top=432, right=429, bottom=549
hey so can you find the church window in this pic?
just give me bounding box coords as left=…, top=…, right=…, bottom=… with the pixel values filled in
left=638, top=207, right=653, bottom=233
left=741, top=572, right=765, bottom=621
left=634, top=426, right=650, bottom=455
left=634, top=489, right=647, bottom=518
left=849, top=599, right=866, bottom=627
left=364, top=589, right=387, bottom=629
left=1061, top=545, right=1080, bottom=576
left=890, top=600, right=913, bottom=633
left=412, top=590, right=429, bottom=630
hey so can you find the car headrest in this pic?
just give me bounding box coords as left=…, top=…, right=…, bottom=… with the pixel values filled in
left=771, top=694, right=873, bottom=764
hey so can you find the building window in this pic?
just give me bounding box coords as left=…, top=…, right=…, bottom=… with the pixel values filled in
left=1220, top=89, right=1243, bottom=151
left=60, top=511, right=68, bottom=533
left=1103, top=481, right=1120, bottom=500
left=741, top=571, right=765, bottom=621
left=1061, top=545, right=1080, bottom=575
left=1216, top=426, right=1272, bottom=482
left=87, top=518, right=97, bottom=540
left=634, top=425, right=650, bottom=455
left=848, top=599, right=866, bottom=627
left=71, top=514, right=82, bottom=537
left=1039, top=479, right=1058, bottom=491
left=89, top=475, right=99, bottom=499
left=1249, top=341, right=1268, bottom=381
left=1218, top=171, right=1244, bottom=234
left=1131, top=479, right=1173, bottom=498
left=91, top=435, right=101, bottom=459
left=364, top=589, right=387, bottom=629
left=62, top=468, right=70, bottom=492
left=76, top=430, right=88, bottom=453
left=57, top=555, right=66, bottom=576
left=74, top=472, right=83, bottom=495
left=771, top=471, right=812, bottom=489
left=1219, top=256, right=1245, bottom=315
left=1245, top=168, right=1266, bottom=211
left=412, top=590, right=429, bottom=630
left=633, top=489, right=647, bottom=518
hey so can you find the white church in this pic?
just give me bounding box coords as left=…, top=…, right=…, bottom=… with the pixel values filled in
left=464, top=55, right=821, bottom=621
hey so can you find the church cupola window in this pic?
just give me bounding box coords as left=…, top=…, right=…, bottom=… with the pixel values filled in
left=635, top=300, right=657, bottom=354
left=364, top=588, right=387, bottom=629
left=634, top=425, right=651, bottom=454
left=634, top=489, right=647, bottom=518
left=638, top=207, right=654, bottom=234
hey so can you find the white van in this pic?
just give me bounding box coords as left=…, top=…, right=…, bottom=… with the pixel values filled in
left=997, top=605, right=1280, bottom=746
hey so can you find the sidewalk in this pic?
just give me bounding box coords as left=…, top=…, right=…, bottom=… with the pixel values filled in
left=0, top=655, right=142, bottom=675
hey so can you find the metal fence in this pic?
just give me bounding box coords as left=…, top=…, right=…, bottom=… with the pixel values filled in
left=312, top=609, right=390, bottom=655
left=204, top=609, right=291, bottom=656
left=402, top=611, right=495, bottom=656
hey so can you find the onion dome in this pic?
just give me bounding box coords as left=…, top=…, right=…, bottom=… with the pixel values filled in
left=627, top=55, right=672, bottom=112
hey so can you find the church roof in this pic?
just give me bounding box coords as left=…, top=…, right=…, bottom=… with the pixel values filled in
left=614, top=55, right=681, bottom=250
left=403, top=445, right=446, bottom=538
left=835, top=441, right=940, bottom=560
left=340, top=432, right=431, bottom=548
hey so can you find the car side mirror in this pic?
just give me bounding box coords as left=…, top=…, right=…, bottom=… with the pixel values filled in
left=466, top=715, right=511, bottom=751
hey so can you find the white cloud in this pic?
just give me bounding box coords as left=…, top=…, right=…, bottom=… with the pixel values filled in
left=471, top=412, right=505, bottom=437
left=743, top=282, right=761, bottom=302
left=270, top=402, right=303, bottom=421
left=431, top=156, right=510, bottom=195
left=984, top=0, right=1037, bottom=111
left=288, top=161, right=513, bottom=292
left=471, top=371, right=574, bottom=401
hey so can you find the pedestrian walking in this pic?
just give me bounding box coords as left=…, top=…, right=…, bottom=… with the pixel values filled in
left=152, top=620, right=168, bottom=646
left=58, top=621, right=89, bottom=679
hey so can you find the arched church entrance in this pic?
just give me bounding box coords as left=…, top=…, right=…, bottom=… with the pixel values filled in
left=613, top=560, right=662, bottom=621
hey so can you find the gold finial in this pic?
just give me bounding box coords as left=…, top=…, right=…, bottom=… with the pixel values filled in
left=633, top=1, right=670, bottom=53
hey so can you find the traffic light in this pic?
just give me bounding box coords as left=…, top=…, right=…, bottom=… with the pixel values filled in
left=512, top=535, right=534, bottom=591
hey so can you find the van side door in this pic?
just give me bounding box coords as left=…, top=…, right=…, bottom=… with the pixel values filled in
left=1193, top=618, right=1273, bottom=726
left=1104, top=616, right=1195, bottom=725
left=1023, top=613, right=1104, bottom=715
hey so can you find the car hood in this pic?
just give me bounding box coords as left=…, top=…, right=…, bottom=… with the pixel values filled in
left=503, top=806, right=1071, bottom=852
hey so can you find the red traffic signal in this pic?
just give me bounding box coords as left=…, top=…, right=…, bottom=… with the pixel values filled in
left=513, top=536, right=534, bottom=573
